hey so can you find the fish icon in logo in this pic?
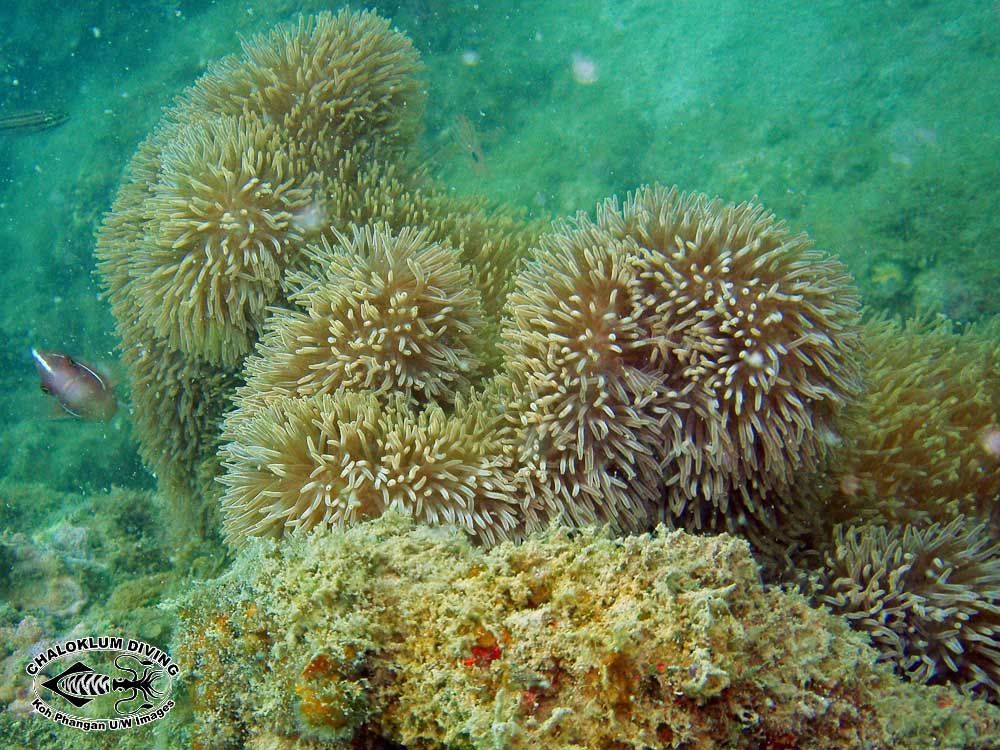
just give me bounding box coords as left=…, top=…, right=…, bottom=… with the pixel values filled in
left=40, top=656, right=165, bottom=715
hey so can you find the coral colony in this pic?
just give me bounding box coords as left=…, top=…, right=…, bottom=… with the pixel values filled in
left=89, top=9, right=1000, bottom=748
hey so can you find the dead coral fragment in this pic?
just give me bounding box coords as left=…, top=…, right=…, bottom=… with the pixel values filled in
left=822, top=518, right=1000, bottom=701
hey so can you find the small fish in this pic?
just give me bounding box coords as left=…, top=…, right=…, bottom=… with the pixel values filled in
left=31, top=348, right=117, bottom=421
left=0, top=109, right=69, bottom=133
left=451, top=115, right=490, bottom=175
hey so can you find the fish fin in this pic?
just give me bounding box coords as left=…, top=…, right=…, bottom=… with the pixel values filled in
left=92, top=361, right=120, bottom=391
left=73, top=358, right=116, bottom=391
left=49, top=402, right=79, bottom=419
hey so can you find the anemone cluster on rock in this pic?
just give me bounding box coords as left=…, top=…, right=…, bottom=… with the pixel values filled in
left=95, top=9, right=536, bottom=539
left=213, top=183, right=863, bottom=555
left=95, top=10, right=424, bottom=525
left=96, top=7, right=1000, bottom=717
left=98, top=6, right=869, bottom=559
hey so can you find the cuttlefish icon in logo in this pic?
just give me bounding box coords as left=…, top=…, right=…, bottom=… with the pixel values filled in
left=27, top=636, right=179, bottom=731
left=42, top=656, right=164, bottom=715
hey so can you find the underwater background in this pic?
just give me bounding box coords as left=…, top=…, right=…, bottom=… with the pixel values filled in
left=1, top=0, right=998, bottom=748
left=3, top=0, right=999, bottom=490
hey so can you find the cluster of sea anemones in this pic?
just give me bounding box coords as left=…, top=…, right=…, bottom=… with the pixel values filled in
left=215, top=182, right=863, bottom=553
left=95, top=10, right=426, bottom=527
left=217, top=222, right=520, bottom=547
left=219, top=388, right=519, bottom=547
left=100, top=11, right=425, bottom=369
left=95, top=9, right=536, bottom=541
left=97, top=6, right=1000, bottom=709
left=811, top=315, right=1000, bottom=700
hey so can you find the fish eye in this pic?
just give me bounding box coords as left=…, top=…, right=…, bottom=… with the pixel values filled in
left=40, top=385, right=51, bottom=394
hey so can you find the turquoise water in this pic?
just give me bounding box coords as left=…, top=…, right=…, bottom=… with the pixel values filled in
left=0, top=1, right=997, bottom=747
left=2, top=1, right=998, bottom=484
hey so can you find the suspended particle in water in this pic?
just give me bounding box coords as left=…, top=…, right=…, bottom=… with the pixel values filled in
left=571, top=53, right=599, bottom=85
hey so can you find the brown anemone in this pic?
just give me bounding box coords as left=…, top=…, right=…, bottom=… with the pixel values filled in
left=500, top=218, right=665, bottom=534
left=829, top=315, right=1000, bottom=531
left=500, top=185, right=861, bottom=553
left=130, top=115, right=324, bottom=366
left=219, top=388, right=518, bottom=547
left=821, top=518, right=1000, bottom=701
left=614, top=185, right=861, bottom=547
left=176, top=9, right=424, bottom=173
left=231, top=223, right=486, bottom=422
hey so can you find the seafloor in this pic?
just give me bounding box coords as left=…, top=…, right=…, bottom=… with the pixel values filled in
left=0, top=1, right=998, bottom=748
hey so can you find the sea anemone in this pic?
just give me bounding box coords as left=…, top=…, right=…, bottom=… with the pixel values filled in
left=219, top=388, right=518, bottom=547
left=612, top=185, right=861, bottom=547
left=119, top=322, right=241, bottom=537
left=500, top=218, right=666, bottom=534
left=176, top=9, right=424, bottom=173
left=500, top=184, right=861, bottom=551
left=232, top=223, right=487, bottom=420
left=821, top=518, right=1000, bottom=701
left=829, top=315, right=1000, bottom=531
left=323, top=149, right=542, bottom=323
left=129, top=115, right=323, bottom=366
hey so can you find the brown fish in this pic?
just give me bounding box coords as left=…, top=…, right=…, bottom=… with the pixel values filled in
left=31, top=348, right=117, bottom=421
left=0, top=110, right=69, bottom=133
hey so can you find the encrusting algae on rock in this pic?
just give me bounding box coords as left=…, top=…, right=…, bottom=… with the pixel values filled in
left=172, top=515, right=1000, bottom=750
